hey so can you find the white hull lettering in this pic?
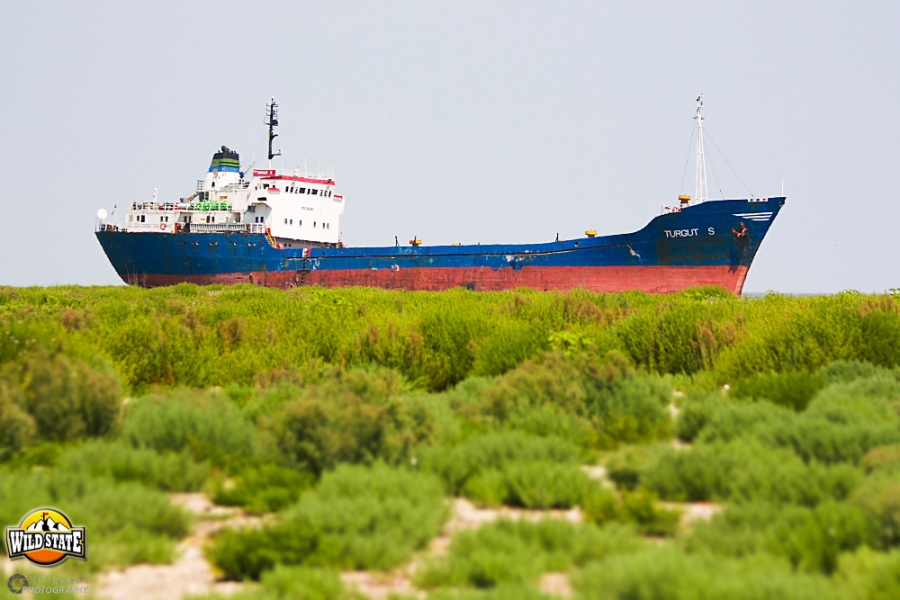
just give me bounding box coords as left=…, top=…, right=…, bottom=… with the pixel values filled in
left=663, top=228, right=700, bottom=239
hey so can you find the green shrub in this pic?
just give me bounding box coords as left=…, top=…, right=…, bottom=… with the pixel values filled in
left=207, top=463, right=448, bottom=580
left=851, top=479, right=900, bottom=549
left=731, top=371, right=826, bottom=411
left=573, top=547, right=832, bottom=600
left=581, top=487, right=681, bottom=537
left=462, top=469, right=508, bottom=508
left=695, top=401, right=795, bottom=444
left=504, top=405, right=597, bottom=449
left=675, top=389, right=728, bottom=442
left=462, top=351, right=671, bottom=447
left=758, top=378, right=900, bottom=465
left=260, top=366, right=434, bottom=475
left=819, top=360, right=897, bottom=384
left=416, top=519, right=641, bottom=589
left=419, top=432, right=581, bottom=496
left=809, top=376, right=900, bottom=421
left=861, top=444, right=900, bottom=474
left=121, top=389, right=260, bottom=463
left=605, top=444, right=670, bottom=491
left=642, top=439, right=862, bottom=505
left=833, top=547, right=900, bottom=600
left=212, top=464, right=315, bottom=513
left=0, top=381, right=35, bottom=458
left=58, top=440, right=210, bottom=492
left=0, top=351, right=121, bottom=442
left=502, top=462, right=593, bottom=509
left=687, top=501, right=877, bottom=574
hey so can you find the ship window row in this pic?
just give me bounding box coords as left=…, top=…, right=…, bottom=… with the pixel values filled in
left=257, top=183, right=333, bottom=198
left=279, top=219, right=329, bottom=229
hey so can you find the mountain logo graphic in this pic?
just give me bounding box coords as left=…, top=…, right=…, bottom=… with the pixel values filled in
left=5, top=508, right=86, bottom=567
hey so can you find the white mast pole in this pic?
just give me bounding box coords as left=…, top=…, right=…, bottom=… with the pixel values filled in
left=694, top=94, right=708, bottom=203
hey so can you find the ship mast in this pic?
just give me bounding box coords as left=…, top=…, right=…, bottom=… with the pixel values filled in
left=694, top=94, right=708, bottom=203
left=266, top=98, right=282, bottom=168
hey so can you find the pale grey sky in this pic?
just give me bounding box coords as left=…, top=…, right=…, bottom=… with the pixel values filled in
left=1, top=1, right=897, bottom=293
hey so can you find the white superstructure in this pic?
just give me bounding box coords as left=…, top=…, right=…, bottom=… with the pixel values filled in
left=120, top=99, right=345, bottom=249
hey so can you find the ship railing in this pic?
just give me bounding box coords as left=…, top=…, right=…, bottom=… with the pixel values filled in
left=190, top=223, right=251, bottom=233
left=131, top=201, right=235, bottom=212
left=249, top=223, right=265, bottom=234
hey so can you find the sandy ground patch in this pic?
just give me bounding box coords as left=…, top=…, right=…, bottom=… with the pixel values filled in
left=97, top=493, right=257, bottom=600
left=539, top=572, right=573, bottom=598
left=660, top=501, right=722, bottom=528
left=341, top=571, right=424, bottom=600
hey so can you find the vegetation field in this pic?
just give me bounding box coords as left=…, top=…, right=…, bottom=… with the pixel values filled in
left=1, top=283, right=900, bottom=599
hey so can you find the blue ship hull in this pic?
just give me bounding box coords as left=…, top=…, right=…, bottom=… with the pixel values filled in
left=96, top=198, right=784, bottom=294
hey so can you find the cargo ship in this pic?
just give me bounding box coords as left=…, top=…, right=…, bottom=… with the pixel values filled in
left=96, top=97, right=784, bottom=294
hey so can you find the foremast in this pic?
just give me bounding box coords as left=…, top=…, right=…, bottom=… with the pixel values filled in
left=694, top=94, right=708, bottom=204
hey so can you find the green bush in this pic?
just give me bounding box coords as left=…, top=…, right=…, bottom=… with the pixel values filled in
left=573, top=547, right=832, bottom=600
left=58, top=440, right=210, bottom=492
left=419, top=432, right=581, bottom=496
left=819, top=360, right=897, bottom=384
left=582, top=487, right=681, bottom=537
left=731, top=371, right=826, bottom=411
left=686, top=501, right=876, bottom=574
left=504, top=405, right=597, bottom=449
left=833, top=547, right=900, bottom=600
left=642, top=439, right=862, bottom=505
left=212, top=464, right=315, bottom=514
left=260, top=366, right=434, bottom=475
left=0, top=351, right=121, bottom=442
left=207, top=463, right=448, bottom=580
left=695, top=400, right=795, bottom=444
left=605, top=444, right=671, bottom=491
left=861, top=444, right=900, bottom=474
left=675, top=389, right=728, bottom=442
left=851, top=479, right=900, bottom=549
left=121, top=389, right=261, bottom=463
left=502, top=462, right=594, bottom=509
left=0, top=381, right=35, bottom=458
left=416, top=519, right=641, bottom=589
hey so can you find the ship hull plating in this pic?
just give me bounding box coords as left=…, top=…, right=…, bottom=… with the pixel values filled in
left=97, top=198, right=783, bottom=295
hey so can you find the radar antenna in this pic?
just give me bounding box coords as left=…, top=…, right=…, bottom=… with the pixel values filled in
left=265, top=98, right=282, bottom=167
left=694, top=94, right=708, bottom=203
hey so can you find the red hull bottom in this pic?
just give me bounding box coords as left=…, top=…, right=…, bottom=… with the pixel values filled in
left=135, top=265, right=750, bottom=295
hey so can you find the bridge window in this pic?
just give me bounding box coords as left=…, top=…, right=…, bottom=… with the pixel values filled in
left=290, top=219, right=293, bottom=225
left=299, top=188, right=305, bottom=194
left=311, top=189, right=318, bottom=195
left=299, top=220, right=302, bottom=226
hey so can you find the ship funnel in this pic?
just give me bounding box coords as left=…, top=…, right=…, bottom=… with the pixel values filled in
left=209, top=148, right=240, bottom=173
